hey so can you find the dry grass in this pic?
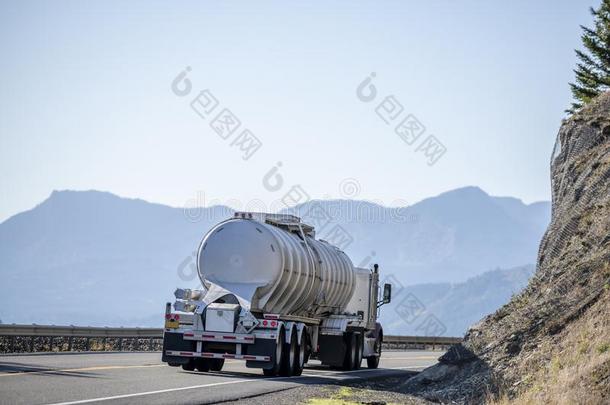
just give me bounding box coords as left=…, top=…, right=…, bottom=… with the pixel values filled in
left=489, top=291, right=610, bottom=405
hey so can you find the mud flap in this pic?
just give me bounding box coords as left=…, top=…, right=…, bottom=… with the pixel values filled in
left=318, top=334, right=346, bottom=367
left=161, top=332, right=195, bottom=365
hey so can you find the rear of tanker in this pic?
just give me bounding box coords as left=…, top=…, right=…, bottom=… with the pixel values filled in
left=161, top=212, right=392, bottom=376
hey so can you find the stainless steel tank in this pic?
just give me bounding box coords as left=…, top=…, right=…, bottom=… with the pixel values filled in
left=197, top=213, right=356, bottom=317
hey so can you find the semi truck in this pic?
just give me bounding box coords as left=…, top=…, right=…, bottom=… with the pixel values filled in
left=162, top=212, right=392, bottom=376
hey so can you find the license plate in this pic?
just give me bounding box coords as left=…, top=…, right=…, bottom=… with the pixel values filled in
left=165, top=319, right=179, bottom=329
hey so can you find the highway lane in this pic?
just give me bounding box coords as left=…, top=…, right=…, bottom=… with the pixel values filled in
left=0, top=351, right=441, bottom=405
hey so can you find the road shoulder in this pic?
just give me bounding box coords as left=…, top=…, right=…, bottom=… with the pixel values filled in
left=221, top=374, right=434, bottom=404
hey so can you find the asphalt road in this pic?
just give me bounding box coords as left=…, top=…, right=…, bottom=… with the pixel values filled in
left=0, top=351, right=441, bottom=405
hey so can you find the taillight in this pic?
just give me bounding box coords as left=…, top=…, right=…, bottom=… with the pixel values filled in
left=259, top=319, right=278, bottom=329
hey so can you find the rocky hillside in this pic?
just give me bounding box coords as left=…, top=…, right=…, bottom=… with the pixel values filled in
left=402, top=93, right=610, bottom=403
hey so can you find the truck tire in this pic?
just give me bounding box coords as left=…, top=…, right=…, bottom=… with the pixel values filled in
left=280, top=329, right=297, bottom=376
left=263, top=328, right=285, bottom=376
left=342, top=333, right=357, bottom=370
left=210, top=358, right=224, bottom=372
left=354, top=333, right=363, bottom=370
left=195, top=359, right=210, bottom=372
left=366, top=336, right=381, bottom=369
left=181, top=359, right=195, bottom=371
left=293, top=332, right=306, bottom=376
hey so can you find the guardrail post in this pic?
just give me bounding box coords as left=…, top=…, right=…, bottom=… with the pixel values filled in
left=86, top=337, right=90, bottom=351
left=148, top=337, right=153, bottom=351
left=68, top=336, right=73, bottom=352
left=50, top=336, right=54, bottom=352
left=118, top=337, right=123, bottom=351
left=10, top=336, right=15, bottom=353
left=103, top=337, right=107, bottom=351
left=30, top=336, right=35, bottom=352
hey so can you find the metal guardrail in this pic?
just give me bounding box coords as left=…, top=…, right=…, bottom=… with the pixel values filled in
left=384, top=335, right=462, bottom=345
left=0, top=324, right=162, bottom=337
left=0, top=324, right=164, bottom=353
left=383, top=334, right=462, bottom=351
left=0, top=324, right=462, bottom=354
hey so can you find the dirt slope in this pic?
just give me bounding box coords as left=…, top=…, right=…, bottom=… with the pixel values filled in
left=401, top=93, right=610, bottom=404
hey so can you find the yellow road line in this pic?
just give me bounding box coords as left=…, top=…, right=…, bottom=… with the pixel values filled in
left=0, top=364, right=166, bottom=377
left=0, top=360, right=241, bottom=378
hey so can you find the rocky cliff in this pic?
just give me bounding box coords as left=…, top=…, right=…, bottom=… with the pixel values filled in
left=402, top=93, right=610, bottom=403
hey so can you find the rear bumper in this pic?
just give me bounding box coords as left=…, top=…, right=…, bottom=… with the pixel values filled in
left=183, top=331, right=256, bottom=343
left=162, top=329, right=277, bottom=368
left=165, top=350, right=270, bottom=361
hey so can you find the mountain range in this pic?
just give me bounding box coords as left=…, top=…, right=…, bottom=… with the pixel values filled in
left=380, top=264, right=535, bottom=336
left=0, top=187, right=550, bottom=333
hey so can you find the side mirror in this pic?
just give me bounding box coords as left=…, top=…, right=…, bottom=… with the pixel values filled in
left=383, top=283, right=392, bottom=304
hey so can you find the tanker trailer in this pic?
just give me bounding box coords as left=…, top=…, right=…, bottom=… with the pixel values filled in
left=162, top=212, right=392, bottom=376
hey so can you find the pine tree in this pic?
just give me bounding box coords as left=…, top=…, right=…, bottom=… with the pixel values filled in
left=569, top=0, right=610, bottom=113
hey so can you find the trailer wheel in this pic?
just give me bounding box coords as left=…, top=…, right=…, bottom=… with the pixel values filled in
left=342, top=333, right=357, bottom=370
left=366, top=336, right=381, bottom=369
left=280, top=329, right=297, bottom=376
left=181, top=359, right=195, bottom=371
left=292, top=332, right=306, bottom=376
left=354, top=333, right=363, bottom=370
left=209, top=358, right=224, bottom=372
left=195, top=359, right=210, bottom=372
left=263, top=327, right=284, bottom=376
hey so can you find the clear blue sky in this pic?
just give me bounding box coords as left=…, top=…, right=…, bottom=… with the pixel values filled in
left=0, top=0, right=597, bottom=222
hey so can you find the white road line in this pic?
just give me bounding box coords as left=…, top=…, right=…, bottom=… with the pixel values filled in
left=46, top=378, right=256, bottom=405
left=44, top=366, right=417, bottom=405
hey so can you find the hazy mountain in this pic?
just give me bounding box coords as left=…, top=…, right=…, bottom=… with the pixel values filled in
left=0, top=190, right=230, bottom=327
left=0, top=187, right=549, bottom=329
left=379, top=264, right=536, bottom=337
left=290, top=186, right=550, bottom=284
